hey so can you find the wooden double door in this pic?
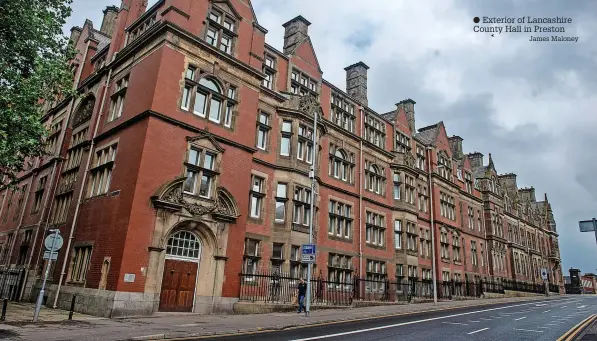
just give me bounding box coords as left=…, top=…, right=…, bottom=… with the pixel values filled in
left=159, top=259, right=198, bottom=312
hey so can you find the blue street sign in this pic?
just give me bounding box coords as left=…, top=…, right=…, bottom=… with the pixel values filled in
left=301, top=244, right=316, bottom=263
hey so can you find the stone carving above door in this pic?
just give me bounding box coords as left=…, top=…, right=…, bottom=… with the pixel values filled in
left=152, top=177, right=239, bottom=221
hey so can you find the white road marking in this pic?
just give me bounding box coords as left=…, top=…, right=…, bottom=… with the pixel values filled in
left=538, top=327, right=550, bottom=329
left=515, top=328, right=544, bottom=333
left=469, top=320, right=480, bottom=323
left=467, top=328, right=489, bottom=335
left=543, top=310, right=551, bottom=313
left=480, top=318, right=493, bottom=321
left=287, top=300, right=558, bottom=341
left=176, top=323, right=200, bottom=327
left=578, top=305, right=587, bottom=309
left=442, top=322, right=468, bottom=326
left=515, top=317, right=527, bottom=321
left=535, top=304, right=547, bottom=307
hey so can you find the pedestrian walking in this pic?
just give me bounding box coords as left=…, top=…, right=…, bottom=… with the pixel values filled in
left=297, top=278, right=307, bottom=313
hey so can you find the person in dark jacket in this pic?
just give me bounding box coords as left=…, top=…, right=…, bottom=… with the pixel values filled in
left=297, top=278, right=307, bottom=313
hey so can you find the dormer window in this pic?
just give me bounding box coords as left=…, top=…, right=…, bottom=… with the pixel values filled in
left=205, top=8, right=236, bottom=55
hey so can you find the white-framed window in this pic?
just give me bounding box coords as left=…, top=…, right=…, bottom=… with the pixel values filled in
left=256, top=112, right=270, bottom=150
left=440, top=230, right=449, bottom=260
left=329, top=144, right=354, bottom=183
left=87, top=143, right=118, bottom=197
left=249, top=176, right=265, bottom=218
left=471, top=241, right=478, bottom=266
left=297, top=125, right=314, bottom=164
left=394, top=220, right=402, bottom=249
left=183, top=147, right=217, bottom=198
left=263, top=70, right=274, bottom=89
left=290, top=245, right=307, bottom=279
left=365, top=212, right=385, bottom=246
left=365, top=161, right=385, bottom=195
left=280, top=121, right=292, bottom=156
left=404, top=175, right=415, bottom=204
left=364, top=113, right=385, bottom=149
left=452, top=233, right=461, bottom=262
left=166, top=231, right=201, bottom=259
left=440, top=192, right=456, bottom=220
left=366, top=259, right=386, bottom=292
left=406, top=222, right=417, bottom=252
left=108, top=76, right=129, bottom=122
left=396, top=132, right=410, bottom=153
left=205, top=8, right=236, bottom=55
left=243, top=238, right=260, bottom=278
left=292, top=186, right=312, bottom=227
left=274, top=183, right=287, bottom=222
left=418, top=185, right=428, bottom=212
left=328, top=200, right=352, bottom=239
left=330, top=93, right=355, bottom=133
left=181, top=72, right=236, bottom=128
left=393, top=172, right=401, bottom=199
left=416, top=145, right=426, bottom=170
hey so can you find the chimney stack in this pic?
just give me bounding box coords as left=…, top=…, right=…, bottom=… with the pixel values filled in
left=519, top=187, right=536, bottom=202
left=344, top=61, right=369, bottom=106
left=498, top=173, right=517, bottom=189
left=396, top=99, right=416, bottom=133
left=448, top=136, right=463, bottom=158
left=100, top=6, right=119, bottom=37
left=282, top=15, right=311, bottom=54
left=69, top=26, right=82, bottom=44
left=467, top=152, right=484, bottom=168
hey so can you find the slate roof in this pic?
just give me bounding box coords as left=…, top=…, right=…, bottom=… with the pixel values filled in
left=414, top=122, right=441, bottom=145
left=91, top=29, right=112, bottom=51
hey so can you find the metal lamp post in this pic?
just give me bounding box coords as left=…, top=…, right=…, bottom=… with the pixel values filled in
left=305, top=101, right=319, bottom=317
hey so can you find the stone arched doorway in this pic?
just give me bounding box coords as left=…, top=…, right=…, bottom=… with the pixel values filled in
left=159, top=230, right=202, bottom=312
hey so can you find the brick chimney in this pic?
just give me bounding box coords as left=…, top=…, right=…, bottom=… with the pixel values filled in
left=70, top=26, right=82, bottom=44
left=467, top=152, right=484, bottom=168
left=100, top=6, right=119, bottom=37
left=282, top=15, right=311, bottom=55
left=448, top=136, right=463, bottom=158
left=344, top=62, right=369, bottom=106
left=519, top=187, right=536, bottom=202
left=396, top=99, right=416, bottom=133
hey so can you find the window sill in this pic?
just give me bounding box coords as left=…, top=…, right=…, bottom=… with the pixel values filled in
left=366, top=243, right=386, bottom=251
left=292, top=224, right=310, bottom=234
left=327, top=234, right=352, bottom=243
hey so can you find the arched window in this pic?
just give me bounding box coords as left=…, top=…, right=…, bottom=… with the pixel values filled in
left=329, top=145, right=354, bottom=182
left=181, top=71, right=236, bottom=127
left=73, top=96, right=95, bottom=127
left=166, top=231, right=201, bottom=260
left=365, top=162, right=384, bottom=194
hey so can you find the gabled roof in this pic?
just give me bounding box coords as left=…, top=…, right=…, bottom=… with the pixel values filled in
left=414, top=122, right=443, bottom=145
left=291, top=36, right=323, bottom=74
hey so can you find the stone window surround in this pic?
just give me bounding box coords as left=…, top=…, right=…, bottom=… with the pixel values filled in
left=327, top=197, right=353, bottom=241
left=204, top=4, right=239, bottom=55
left=330, top=92, right=356, bottom=133
left=364, top=159, right=386, bottom=196
left=328, top=142, right=355, bottom=185
left=87, top=138, right=119, bottom=199
left=180, top=66, right=238, bottom=129
left=248, top=170, right=268, bottom=223
left=262, top=53, right=277, bottom=89
left=290, top=67, right=318, bottom=95
left=182, top=141, right=221, bottom=200
left=256, top=110, right=272, bottom=151
left=365, top=209, right=386, bottom=249
left=66, top=241, right=94, bottom=285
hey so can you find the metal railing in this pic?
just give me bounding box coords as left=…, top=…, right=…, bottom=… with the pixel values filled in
left=0, top=268, right=25, bottom=301
left=239, top=270, right=353, bottom=306
left=502, top=280, right=545, bottom=294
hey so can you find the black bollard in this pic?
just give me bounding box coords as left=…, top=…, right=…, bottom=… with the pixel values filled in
left=1, top=298, right=8, bottom=321
left=68, top=295, right=76, bottom=320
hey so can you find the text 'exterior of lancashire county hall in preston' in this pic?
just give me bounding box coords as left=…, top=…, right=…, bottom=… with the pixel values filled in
left=0, top=0, right=564, bottom=317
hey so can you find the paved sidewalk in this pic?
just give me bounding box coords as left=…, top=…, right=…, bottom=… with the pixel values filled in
left=0, top=302, right=102, bottom=323
left=0, top=295, right=564, bottom=341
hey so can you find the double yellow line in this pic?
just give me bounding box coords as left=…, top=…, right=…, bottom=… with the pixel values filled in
left=557, top=314, right=597, bottom=341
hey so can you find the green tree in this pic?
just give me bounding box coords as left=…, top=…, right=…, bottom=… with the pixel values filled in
left=0, top=0, right=76, bottom=184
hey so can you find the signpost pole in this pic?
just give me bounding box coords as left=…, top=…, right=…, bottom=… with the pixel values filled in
left=34, top=229, right=59, bottom=322
left=593, top=218, right=597, bottom=248
left=305, top=104, right=319, bottom=317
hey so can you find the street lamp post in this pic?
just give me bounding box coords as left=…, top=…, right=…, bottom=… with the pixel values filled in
left=305, top=102, right=319, bottom=317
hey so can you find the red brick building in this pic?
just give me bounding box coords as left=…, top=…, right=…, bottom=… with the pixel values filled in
left=0, top=0, right=564, bottom=317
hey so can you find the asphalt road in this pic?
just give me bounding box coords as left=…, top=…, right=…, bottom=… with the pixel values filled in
left=195, top=296, right=597, bottom=341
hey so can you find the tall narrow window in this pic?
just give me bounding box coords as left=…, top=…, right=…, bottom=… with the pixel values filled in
left=243, top=239, right=260, bottom=279
left=394, top=220, right=402, bottom=249
left=365, top=162, right=385, bottom=195
left=256, top=112, right=270, bottom=150
left=393, top=172, right=401, bottom=199
left=280, top=121, right=292, bottom=156
left=249, top=176, right=265, bottom=218
left=330, top=93, right=355, bottom=133
left=108, top=76, right=129, bottom=122
left=292, top=186, right=311, bottom=230
left=297, top=125, right=314, bottom=163
left=275, top=183, right=287, bottom=222
left=364, top=113, right=385, bottom=149
left=88, top=144, right=118, bottom=197
left=31, top=176, right=47, bottom=214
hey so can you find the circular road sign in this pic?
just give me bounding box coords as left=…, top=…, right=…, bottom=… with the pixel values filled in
left=44, top=233, right=64, bottom=251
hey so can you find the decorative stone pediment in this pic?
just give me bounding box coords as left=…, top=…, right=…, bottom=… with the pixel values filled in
left=151, top=178, right=239, bottom=221
left=280, top=94, right=324, bottom=118
left=187, top=132, right=225, bottom=152
left=73, top=95, right=95, bottom=128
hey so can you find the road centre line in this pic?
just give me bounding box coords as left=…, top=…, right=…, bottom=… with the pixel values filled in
left=442, top=322, right=468, bottom=326
left=515, top=328, right=543, bottom=333
left=467, top=328, right=489, bottom=335
left=288, top=300, right=562, bottom=341
left=544, top=310, right=552, bottom=313
left=515, top=317, right=527, bottom=321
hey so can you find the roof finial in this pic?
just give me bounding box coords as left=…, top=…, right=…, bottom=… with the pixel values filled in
left=488, top=153, right=494, bottom=167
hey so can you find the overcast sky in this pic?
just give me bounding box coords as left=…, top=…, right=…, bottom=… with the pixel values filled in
left=64, top=0, right=597, bottom=275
